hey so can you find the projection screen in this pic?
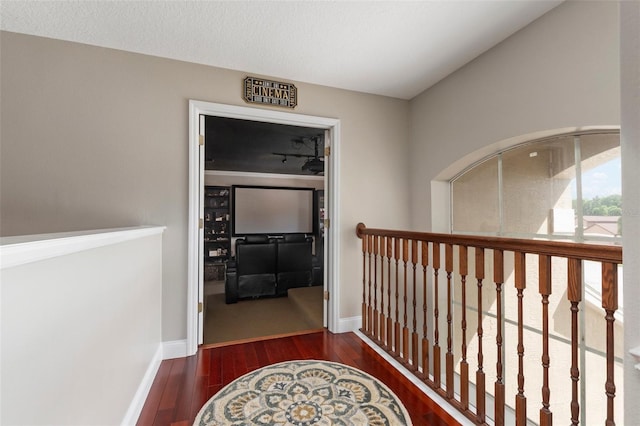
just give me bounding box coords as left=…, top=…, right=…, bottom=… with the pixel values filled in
left=232, top=185, right=315, bottom=235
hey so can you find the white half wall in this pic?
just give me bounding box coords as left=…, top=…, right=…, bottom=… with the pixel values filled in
left=0, top=226, right=165, bottom=425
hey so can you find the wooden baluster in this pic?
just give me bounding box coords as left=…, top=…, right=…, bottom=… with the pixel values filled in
left=361, top=234, right=368, bottom=334
left=514, top=252, right=527, bottom=425
left=402, top=238, right=410, bottom=364
left=354, top=226, right=622, bottom=426
left=459, top=245, right=469, bottom=410
left=539, top=254, right=552, bottom=426
left=411, top=240, right=419, bottom=370
left=445, top=243, right=454, bottom=398
left=494, top=249, right=505, bottom=426
left=476, top=247, right=486, bottom=423
left=421, top=241, right=430, bottom=380
left=394, top=237, right=401, bottom=357
left=367, top=235, right=374, bottom=337
left=568, top=258, right=582, bottom=426
left=602, top=262, right=618, bottom=426
left=373, top=235, right=379, bottom=341
left=433, top=243, right=441, bottom=388
left=380, top=237, right=386, bottom=348
left=386, top=237, right=393, bottom=350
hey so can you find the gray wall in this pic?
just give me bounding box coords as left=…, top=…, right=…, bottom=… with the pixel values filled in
left=2, top=1, right=637, bottom=420
left=409, top=0, right=639, bottom=422
left=0, top=32, right=410, bottom=339
left=409, top=0, right=620, bottom=231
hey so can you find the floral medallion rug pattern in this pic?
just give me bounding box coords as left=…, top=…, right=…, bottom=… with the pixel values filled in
left=193, top=359, right=413, bottom=425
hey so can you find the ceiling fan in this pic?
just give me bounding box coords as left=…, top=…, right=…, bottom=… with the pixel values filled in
left=273, top=136, right=324, bottom=174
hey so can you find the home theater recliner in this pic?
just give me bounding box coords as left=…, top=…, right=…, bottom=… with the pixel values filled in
left=225, top=234, right=316, bottom=303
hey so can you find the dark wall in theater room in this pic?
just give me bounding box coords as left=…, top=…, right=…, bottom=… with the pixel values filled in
left=205, top=116, right=325, bottom=176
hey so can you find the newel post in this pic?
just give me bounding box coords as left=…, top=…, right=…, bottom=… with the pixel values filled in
left=357, top=223, right=367, bottom=335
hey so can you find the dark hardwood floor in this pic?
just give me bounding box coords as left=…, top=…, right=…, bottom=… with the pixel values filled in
left=137, top=330, right=461, bottom=426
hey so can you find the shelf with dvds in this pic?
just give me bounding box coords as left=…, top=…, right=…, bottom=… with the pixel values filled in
left=204, top=185, right=230, bottom=281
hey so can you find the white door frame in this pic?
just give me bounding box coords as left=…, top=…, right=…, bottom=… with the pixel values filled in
left=187, top=100, right=341, bottom=355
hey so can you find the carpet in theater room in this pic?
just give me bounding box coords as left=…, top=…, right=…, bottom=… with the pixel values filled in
left=203, top=288, right=323, bottom=345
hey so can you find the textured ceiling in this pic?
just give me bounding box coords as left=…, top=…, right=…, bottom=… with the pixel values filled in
left=0, top=0, right=562, bottom=100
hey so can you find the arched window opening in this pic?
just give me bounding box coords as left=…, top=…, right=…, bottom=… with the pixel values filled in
left=451, top=131, right=621, bottom=244
left=450, top=130, right=623, bottom=424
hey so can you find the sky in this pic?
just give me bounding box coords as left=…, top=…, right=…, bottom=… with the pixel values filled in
left=572, top=157, right=621, bottom=200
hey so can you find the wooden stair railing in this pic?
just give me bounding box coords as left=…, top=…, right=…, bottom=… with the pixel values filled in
left=356, top=223, right=623, bottom=426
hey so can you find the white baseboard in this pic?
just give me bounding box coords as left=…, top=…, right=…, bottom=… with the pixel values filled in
left=163, top=339, right=189, bottom=360
left=121, top=339, right=189, bottom=425
left=121, top=344, right=163, bottom=426
left=336, top=315, right=362, bottom=333
left=354, top=330, right=473, bottom=426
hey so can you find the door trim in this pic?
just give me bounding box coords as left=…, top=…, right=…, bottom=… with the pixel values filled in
left=187, top=100, right=341, bottom=355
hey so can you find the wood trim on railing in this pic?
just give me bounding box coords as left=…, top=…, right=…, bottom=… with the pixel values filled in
left=412, top=239, right=419, bottom=370
left=356, top=223, right=623, bottom=426
left=394, top=237, right=401, bottom=357
left=602, top=262, right=618, bottom=426
left=568, top=257, right=582, bottom=426
left=445, top=243, right=454, bottom=398
left=402, top=238, right=410, bottom=365
left=421, top=240, right=430, bottom=380
left=361, top=234, right=367, bottom=343
left=476, top=246, right=486, bottom=423
left=515, top=251, right=527, bottom=425
left=386, top=237, right=393, bottom=350
left=380, top=236, right=386, bottom=348
left=433, top=241, right=441, bottom=388
left=356, top=223, right=621, bottom=263
left=494, top=249, right=505, bottom=426
left=459, top=245, right=469, bottom=411
left=373, top=236, right=379, bottom=342
left=539, top=254, right=552, bottom=426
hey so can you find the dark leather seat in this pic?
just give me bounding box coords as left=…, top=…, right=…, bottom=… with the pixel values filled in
left=276, top=233, right=313, bottom=295
left=225, top=235, right=277, bottom=303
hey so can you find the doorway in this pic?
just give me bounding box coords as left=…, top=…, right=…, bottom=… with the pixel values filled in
left=187, top=101, right=340, bottom=354
left=202, top=117, right=326, bottom=344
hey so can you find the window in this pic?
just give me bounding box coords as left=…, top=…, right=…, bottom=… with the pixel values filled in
left=452, top=131, right=621, bottom=244
left=450, top=131, right=622, bottom=424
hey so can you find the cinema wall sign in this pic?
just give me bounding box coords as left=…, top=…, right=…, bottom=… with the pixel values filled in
left=243, top=77, right=297, bottom=108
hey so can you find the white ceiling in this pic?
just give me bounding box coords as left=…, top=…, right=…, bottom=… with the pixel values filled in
left=0, top=0, right=562, bottom=100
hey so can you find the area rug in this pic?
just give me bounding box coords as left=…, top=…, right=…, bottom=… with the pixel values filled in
left=193, top=359, right=413, bottom=425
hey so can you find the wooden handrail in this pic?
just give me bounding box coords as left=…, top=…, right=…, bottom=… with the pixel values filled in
left=356, top=223, right=623, bottom=426
left=356, top=223, right=622, bottom=263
